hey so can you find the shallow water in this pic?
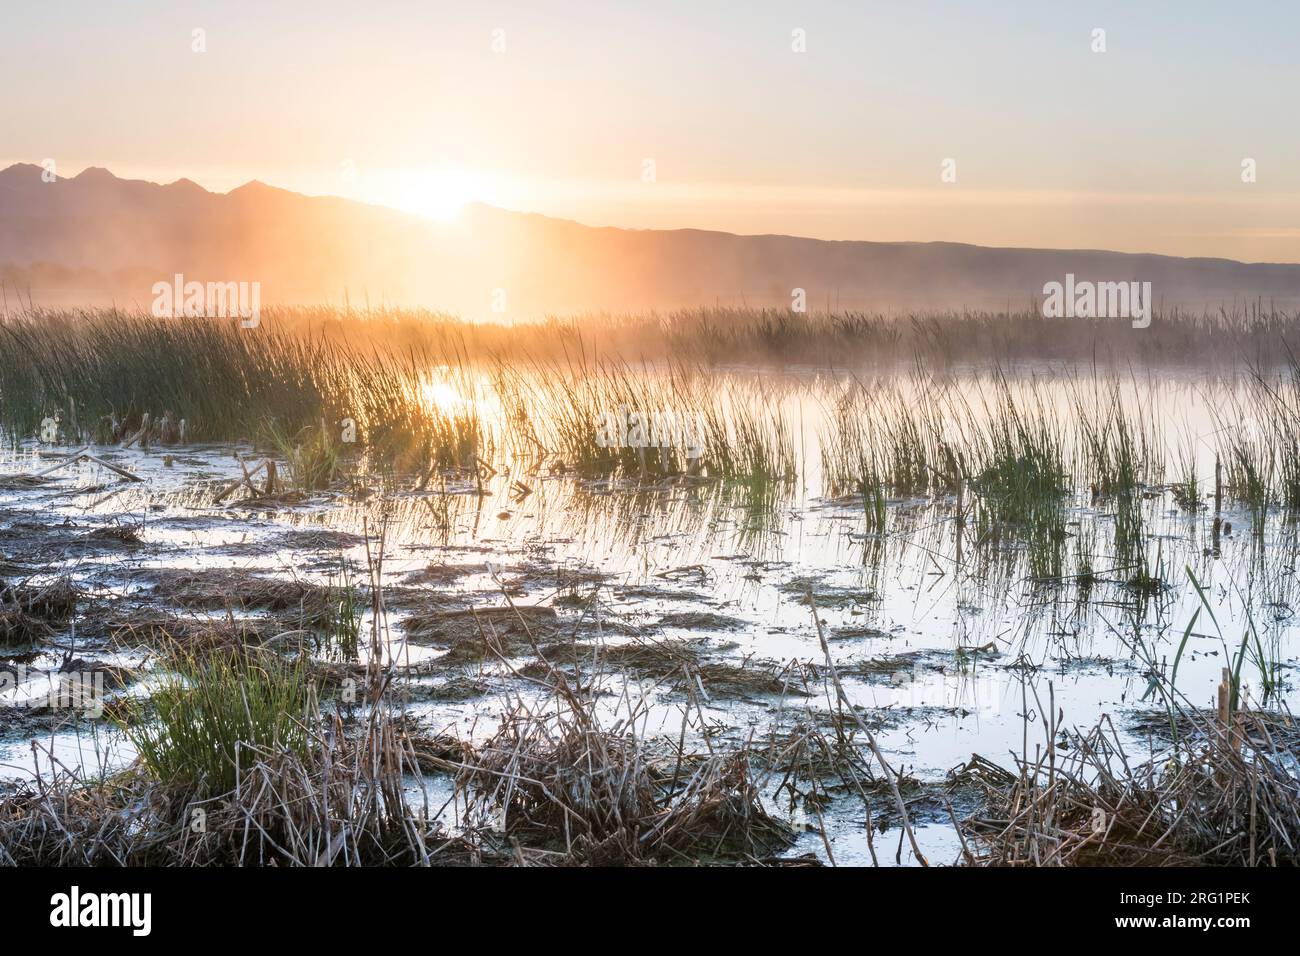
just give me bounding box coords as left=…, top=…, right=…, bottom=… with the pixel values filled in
left=1, top=365, right=1296, bottom=865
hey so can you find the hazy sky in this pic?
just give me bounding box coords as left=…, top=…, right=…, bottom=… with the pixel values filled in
left=4, top=1, right=1299, bottom=261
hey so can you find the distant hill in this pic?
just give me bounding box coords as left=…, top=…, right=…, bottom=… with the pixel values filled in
left=4, top=163, right=1300, bottom=316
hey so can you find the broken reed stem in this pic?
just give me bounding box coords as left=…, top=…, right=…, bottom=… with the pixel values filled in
left=806, top=585, right=928, bottom=866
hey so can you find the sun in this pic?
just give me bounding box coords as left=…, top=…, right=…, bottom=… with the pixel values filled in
left=397, top=168, right=485, bottom=222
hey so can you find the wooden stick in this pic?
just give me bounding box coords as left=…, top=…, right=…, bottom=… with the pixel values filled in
left=215, top=459, right=267, bottom=502
left=238, top=457, right=262, bottom=495
left=82, top=453, right=143, bottom=482
left=121, top=413, right=151, bottom=450
left=29, top=449, right=141, bottom=483
left=29, top=447, right=90, bottom=478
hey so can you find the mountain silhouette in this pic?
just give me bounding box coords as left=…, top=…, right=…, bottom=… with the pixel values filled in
left=4, top=163, right=1300, bottom=317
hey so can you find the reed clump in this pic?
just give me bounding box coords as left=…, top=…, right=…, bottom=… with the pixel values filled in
left=494, top=355, right=795, bottom=485
left=455, top=704, right=793, bottom=863
left=0, top=608, right=457, bottom=867
left=959, top=699, right=1300, bottom=866
left=0, top=578, right=77, bottom=645
left=0, top=310, right=483, bottom=479
left=452, top=650, right=794, bottom=863
left=0, top=709, right=452, bottom=866
left=123, top=647, right=312, bottom=797
left=262, top=419, right=346, bottom=491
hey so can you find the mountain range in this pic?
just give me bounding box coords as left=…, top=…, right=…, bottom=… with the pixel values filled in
left=3, top=163, right=1300, bottom=317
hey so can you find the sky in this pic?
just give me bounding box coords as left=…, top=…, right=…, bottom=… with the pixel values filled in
left=3, top=0, right=1300, bottom=261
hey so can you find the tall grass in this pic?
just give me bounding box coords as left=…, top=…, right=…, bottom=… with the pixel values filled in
left=124, top=648, right=311, bottom=797
left=262, top=419, right=345, bottom=491
left=318, top=563, right=363, bottom=662
left=0, top=311, right=483, bottom=477
left=819, top=377, right=946, bottom=498
left=1206, top=356, right=1300, bottom=522
left=1069, top=375, right=1165, bottom=497
left=494, top=355, right=796, bottom=484
left=10, top=308, right=1300, bottom=516
left=965, top=374, right=1067, bottom=525
left=821, top=372, right=1068, bottom=535
left=0, top=311, right=328, bottom=442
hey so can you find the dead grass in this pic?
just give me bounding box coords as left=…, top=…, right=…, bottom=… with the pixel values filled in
left=452, top=692, right=794, bottom=863
left=959, top=694, right=1300, bottom=866
left=1, top=577, right=76, bottom=621
left=523, top=636, right=810, bottom=699
left=523, top=635, right=702, bottom=679
left=399, top=604, right=559, bottom=652
left=103, top=607, right=285, bottom=657
left=0, top=605, right=55, bottom=644
left=0, top=577, right=76, bottom=644
left=0, top=711, right=463, bottom=866
left=79, top=525, right=144, bottom=547
left=143, top=568, right=337, bottom=624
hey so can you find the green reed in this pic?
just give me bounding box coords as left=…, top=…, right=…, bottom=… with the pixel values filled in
left=123, top=647, right=311, bottom=797
left=0, top=310, right=484, bottom=478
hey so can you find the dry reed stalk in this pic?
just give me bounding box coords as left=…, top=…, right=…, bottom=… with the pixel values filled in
left=806, top=586, right=929, bottom=865
left=959, top=693, right=1300, bottom=866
